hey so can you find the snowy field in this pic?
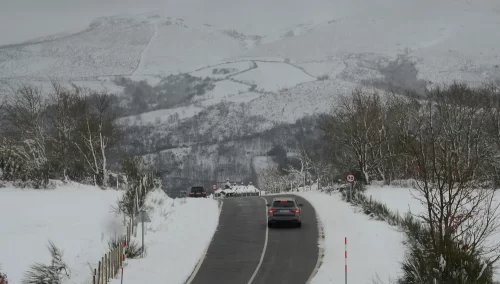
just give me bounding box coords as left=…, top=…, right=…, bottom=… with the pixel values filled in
left=0, top=184, right=220, bottom=284
left=189, top=61, right=255, bottom=80
left=365, top=183, right=425, bottom=216
left=0, top=183, right=123, bottom=284
left=109, top=190, right=219, bottom=284
left=231, top=61, right=316, bottom=92
left=295, top=191, right=404, bottom=283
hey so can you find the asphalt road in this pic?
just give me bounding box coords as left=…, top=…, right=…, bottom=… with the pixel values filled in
left=186, top=195, right=319, bottom=284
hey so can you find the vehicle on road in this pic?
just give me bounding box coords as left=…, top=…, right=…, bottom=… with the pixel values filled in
left=266, top=197, right=303, bottom=228
left=188, top=186, right=207, bottom=198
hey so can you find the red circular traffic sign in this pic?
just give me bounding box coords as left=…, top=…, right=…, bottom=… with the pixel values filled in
left=346, top=174, right=355, bottom=183
left=212, top=184, right=217, bottom=190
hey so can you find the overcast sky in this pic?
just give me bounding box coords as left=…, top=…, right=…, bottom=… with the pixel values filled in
left=0, top=0, right=339, bottom=46
left=1, top=0, right=496, bottom=47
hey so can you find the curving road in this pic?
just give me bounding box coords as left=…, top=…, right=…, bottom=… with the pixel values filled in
left=185, top=195, right=320, bottom=284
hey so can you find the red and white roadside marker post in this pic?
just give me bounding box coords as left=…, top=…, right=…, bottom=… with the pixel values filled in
left=345, top=237, right=348, bottom=284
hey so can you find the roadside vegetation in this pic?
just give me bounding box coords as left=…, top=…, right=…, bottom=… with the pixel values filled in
left=260, top=81, right=500, bottom=283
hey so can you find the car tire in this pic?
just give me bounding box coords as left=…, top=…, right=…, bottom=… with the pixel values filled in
left=297, top=222, right=302, bottom=228
left=267, top=222, right=273, bottom=228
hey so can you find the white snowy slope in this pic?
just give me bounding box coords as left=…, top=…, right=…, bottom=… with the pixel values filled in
left=2, top=0, right=500, bottom=127
left=295, top=190, right=405, bottom=283
left=109, top=190, right=219, bottom=284
left=0, top=182, right=123, bottom=284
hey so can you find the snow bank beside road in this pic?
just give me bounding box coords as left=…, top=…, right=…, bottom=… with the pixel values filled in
left=110, top=190, right=220, bottom=284
left=0, top=183, right=123, bottom=284
left=295, top=191, right=404, bottom=283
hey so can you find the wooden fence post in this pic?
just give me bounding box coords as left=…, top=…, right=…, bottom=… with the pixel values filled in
left=108, top=252, right=111, bottom=280
left=101, top=257, right=105, bottom=284
left=93, top=269, right=97, bottom=284
left=105, top=254, right=108, bottom=283
left=119, top=242, right=123, bottom=267
left=111, top=248, right=115, bottom=276
left=97, top=261, right=101, bottom=284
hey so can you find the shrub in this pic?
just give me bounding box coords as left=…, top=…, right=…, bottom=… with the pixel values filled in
left=0, top=264, right=8, bottom=284
left=108, top=236, right=143, bottom=259
left=22, top=241, right=70, bottom=284
left=340, top=189, right=494, bottom=283
left=399, top=223, right=493, bottom=284
left=117, top=157, right=160, bottom=218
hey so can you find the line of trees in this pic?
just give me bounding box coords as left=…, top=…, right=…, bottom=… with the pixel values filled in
left=319, top=83, right=500, bottom=283
left=0, top=82, right=120, bottom=188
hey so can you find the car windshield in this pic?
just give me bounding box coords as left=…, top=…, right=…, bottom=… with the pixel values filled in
left=272, top=200, right=295, bottom=207
left=191, top=187, right=204, bottom=193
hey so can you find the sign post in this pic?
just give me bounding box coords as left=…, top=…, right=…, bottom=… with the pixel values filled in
left=135, top=210, right=151, bottom=258
left=346, top=173, right=355, bottom=200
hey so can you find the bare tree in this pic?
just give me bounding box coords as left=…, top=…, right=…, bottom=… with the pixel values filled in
left=46, top=82, right=81, bottom=181
left=401, top=84, right=500, bottom=277
left=285, top=147, right=312, bottom=190
left=321, top=90, right=390, bottom=183
left=257, top=166, right=288, bottom=193
left=0, top=263, right=7, bottom=284
left=0, top=85, right=50, bottom=184
left=73, top=90, right=118, bottom=187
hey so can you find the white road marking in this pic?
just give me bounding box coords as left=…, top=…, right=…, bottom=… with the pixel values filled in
left=306, top=214, right=324, bottom=284
left=247, top=197, right=269, bottom=284
left=185, top=200, right=224, bottom=284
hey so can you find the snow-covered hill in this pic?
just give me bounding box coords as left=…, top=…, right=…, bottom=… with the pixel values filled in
left=2, top=0, right=499, bottom=119
left=2, top=0, right=500, bottom=188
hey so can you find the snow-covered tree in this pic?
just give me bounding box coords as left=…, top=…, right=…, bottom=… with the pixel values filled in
left=0, top=85, right=50, bottom=185
left=46, top=82, right=81, bottom=181
left=399, top=84, right=499, bottom=283
left=73, top=90, right=119, bottom=187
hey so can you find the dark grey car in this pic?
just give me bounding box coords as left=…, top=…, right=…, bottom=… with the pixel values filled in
left=266, top=197, right=303, bottom=228
left=188, top=186, right=207, bottom=198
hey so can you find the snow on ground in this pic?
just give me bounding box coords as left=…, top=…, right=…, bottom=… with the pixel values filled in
left=247, top=78, right=357, bottom=123
left=130, top=19, right=245, bottom=77
left=190, top=61, right=255, bottom=79
left=222, top=91, right=262, bottom=104
left=294, top=58, right=347, bottom=78
left=0, top=17, right=152, bottom=79
left=109, top=189, right=219, bottom=284
left=0, top=183, right=123, bottom=284
left=215, top=185, right=260, bottom=194
left=295, top=191, right=404, bottom=283
left=118, top=105, right=204, bottom=126
left=239, top=0, right=500, bottom=64
left=197, top=80, right=251, bottom=106
left=365, top=183, right=424, bottom=216
left=232, top=62, right=316, bottom=93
